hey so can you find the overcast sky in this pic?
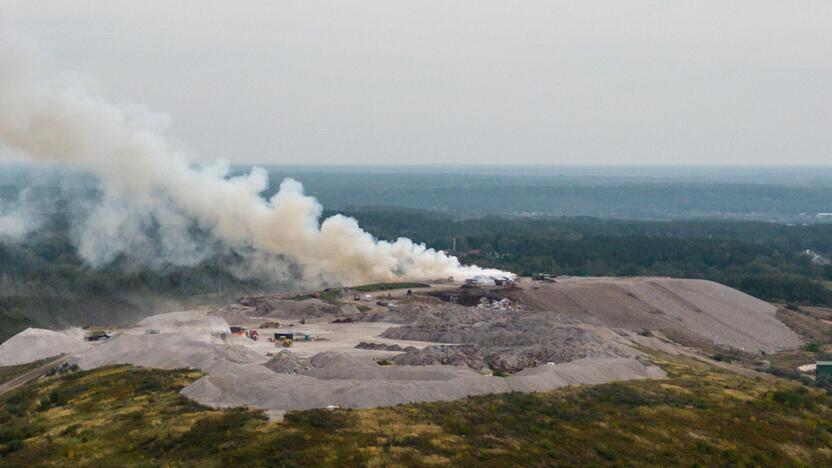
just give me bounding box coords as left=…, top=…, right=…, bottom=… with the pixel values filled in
left=3, top=1, right=831, bottom=165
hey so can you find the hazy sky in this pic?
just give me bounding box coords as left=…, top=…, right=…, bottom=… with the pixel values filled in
left=3, top=1, right=831, bottom=165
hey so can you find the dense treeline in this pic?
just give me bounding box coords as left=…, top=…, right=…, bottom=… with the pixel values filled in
left=342, top=209, right=832, bottom=306
left=2, top=207, right=831, bottom=342
left=0, top=216, right=263, bottom=342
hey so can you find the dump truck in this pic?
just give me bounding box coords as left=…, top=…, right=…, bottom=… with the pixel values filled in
left=229, top=326, right=248, bottom=336
left=85, top=330, right=112, bottom=342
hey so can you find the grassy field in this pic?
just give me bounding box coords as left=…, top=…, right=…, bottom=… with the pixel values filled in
left=1, top=355, right=831, bottom=466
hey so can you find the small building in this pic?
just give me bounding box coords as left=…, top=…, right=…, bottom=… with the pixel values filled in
left=817, top=361, right=832, bottom=378
left=274, top=332, right=294, bottom=341
left=802, top=249, right=831, bottom=266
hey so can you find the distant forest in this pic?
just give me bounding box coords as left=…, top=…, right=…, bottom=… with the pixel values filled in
left=3, top=164, right=832, bottom=341
left=254, top=168, right=832, bottom=223
left=343, top=209, right=832, bottom=307
left=3, top=206, right=832, bottom=341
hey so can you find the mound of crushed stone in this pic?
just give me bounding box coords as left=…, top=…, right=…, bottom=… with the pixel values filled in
left=227, top=296, right=368, bottom=322
left=72, top=333, right=263, bottom=371
left=45, top=306, right=666, bottom=416
left=238, top=296, right=342, bottom=319
left=183, top=355, right=665, bottom=413
left=299, top=351, right=473, bottom=381
left=520, top=277, right=801, bottom=353
left=354, top=342, right=415, bottom=352
left=392, top=344, right=489, bottom=372
left=0, top=328, right=90, bottom=366
left=137, top=311, right=230, bottom=335
left=265, top=350, right=311, bottom=374
left=381, top=312, right=635, bottom=373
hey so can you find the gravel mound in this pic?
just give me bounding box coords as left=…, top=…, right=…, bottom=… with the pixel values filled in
left=297, top=351, right=474, bottom=381
left=521, top=277, right=801, bottom=353
left=354, top=342, right=416, bottom=352
left=393, top=344, right=489, bottom=372
left=137, top=311, right=230, bottom=335
left=240, top=297, right=342, bottom=319
left=72, top=333, right=263, bottom=371
left=182, top=357, right=665, bottom=412
left=0, top=328, right=90, bottom=366
left=265, top=350, right=311, bottom=374
left=381, top=313, right=635, bottom=372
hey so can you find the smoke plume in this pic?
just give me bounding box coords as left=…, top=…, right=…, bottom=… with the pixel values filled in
left=0, top=30, right=509, bottom=285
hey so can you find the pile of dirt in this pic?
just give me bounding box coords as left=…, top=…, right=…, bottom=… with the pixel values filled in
left=241, top=296, right=340, bottom=318
left=183, top=356, right=665, bottom=414
left=370, top=302, right=505, bottom=326
left=72, top=333, right=263, bottom=371
left=520, top=277, right=801, bottom=353
left=381, top=312, right=634, bottom=373
left=209, top=304, right=253, bottom=325
left=231, top=296, right=368, bottom=322
left=298, top=351, right=471, bottom=381
left=392, top=344, right=489, bottom=372
left=265, top=350, right=311, bottom=374
left=0, top=328, right=90, bottom=366
left=137, top=311, right=229, bottom=335
left=355, top=342, right=416, bottom=352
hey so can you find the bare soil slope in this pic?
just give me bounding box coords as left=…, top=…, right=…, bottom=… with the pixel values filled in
left=519, top=277, right=800, bottom=353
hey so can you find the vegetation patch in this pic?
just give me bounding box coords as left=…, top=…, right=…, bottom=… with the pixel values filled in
left=1, top=354, right=832, bottom=466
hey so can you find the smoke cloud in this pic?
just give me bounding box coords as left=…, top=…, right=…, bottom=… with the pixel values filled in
left=0, top=187, right=42, bottom=241
left=0, top=30, right=509, bottom=285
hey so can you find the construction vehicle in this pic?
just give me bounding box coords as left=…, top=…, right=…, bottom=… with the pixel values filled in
left=85, top=330, right=112, bottom=342
left=229, top=326, right=248, bottom=337
left=281, top=338, right=293, bottom=348
left=274, top=332, right=294, bottom=341
left=247, top=330, right=259, bottom=341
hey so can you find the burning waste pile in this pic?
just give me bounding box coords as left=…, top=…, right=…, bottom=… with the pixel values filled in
left=477, top=296, right=523, bottom=311
left=0, top=29, right=512, bottom=287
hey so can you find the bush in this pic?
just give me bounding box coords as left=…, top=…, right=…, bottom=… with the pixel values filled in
left=772, top=387, right=821, bottom=410
left=803, top=342, right=822, bottom=353
left=284, top=408, right=355, bottom=431
left=0, top=439, right=23, bottom=456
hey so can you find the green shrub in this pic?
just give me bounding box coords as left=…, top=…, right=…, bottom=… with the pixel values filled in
left=803, top=342, right=822, bottom=353
left=284, top=409, right=355, bottom=431
left=772, top=387, right=820, bottom=410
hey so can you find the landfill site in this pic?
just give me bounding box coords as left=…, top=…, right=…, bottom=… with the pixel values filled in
left=0, top=276, right=802, bottom=419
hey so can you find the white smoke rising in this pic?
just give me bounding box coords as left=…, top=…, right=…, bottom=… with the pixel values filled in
left=0, top=187, right=41, bottom=241
left=0, top=30, right=510, bottom=285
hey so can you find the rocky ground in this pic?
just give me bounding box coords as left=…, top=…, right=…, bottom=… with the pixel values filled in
left=0, top=276, right=806, bottom=417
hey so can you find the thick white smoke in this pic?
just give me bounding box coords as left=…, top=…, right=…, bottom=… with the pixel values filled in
left=0, top=31, right=510, bottom=285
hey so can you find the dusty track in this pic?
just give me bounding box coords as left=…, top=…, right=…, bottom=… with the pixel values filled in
left=0, top=355, right=69, bottom=398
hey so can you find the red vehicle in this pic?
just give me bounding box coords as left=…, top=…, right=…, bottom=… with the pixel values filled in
left=247, top=329, right=259, bottom=341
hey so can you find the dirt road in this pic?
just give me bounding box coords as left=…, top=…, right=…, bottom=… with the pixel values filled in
left=0, top=355, right=69, bottom=398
